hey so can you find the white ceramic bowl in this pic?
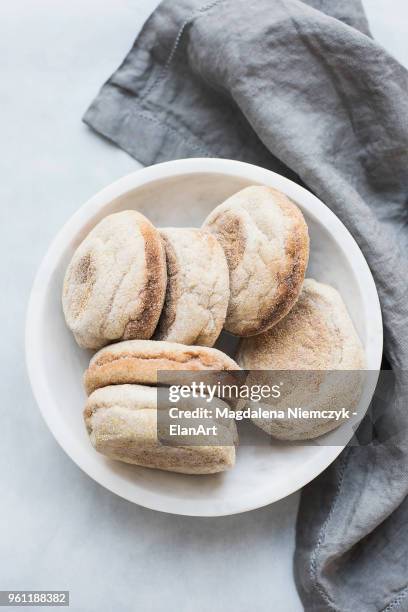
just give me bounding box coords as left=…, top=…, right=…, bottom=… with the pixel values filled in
left=26, top=158, right=383, bottom=516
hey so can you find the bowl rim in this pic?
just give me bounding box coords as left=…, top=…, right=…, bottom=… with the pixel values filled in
left=25, top=158, right=383, bottom=516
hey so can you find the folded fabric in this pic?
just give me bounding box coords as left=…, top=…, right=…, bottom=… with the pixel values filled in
left=84, top=1, right=408, bottom=609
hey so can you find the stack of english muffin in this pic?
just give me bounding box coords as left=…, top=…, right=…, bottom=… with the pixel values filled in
left=62, top=186, right=364, bottom=475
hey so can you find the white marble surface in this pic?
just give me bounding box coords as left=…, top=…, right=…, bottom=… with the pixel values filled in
left=1, top=1, right=407, bottom=610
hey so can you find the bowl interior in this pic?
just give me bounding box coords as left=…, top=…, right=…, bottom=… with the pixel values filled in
left=28, top=165, right=382, bottom=516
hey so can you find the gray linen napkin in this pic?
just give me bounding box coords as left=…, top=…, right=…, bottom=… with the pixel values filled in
left=84, top=1, right=408, bottom=610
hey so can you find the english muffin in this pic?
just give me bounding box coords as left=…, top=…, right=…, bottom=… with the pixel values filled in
left=62, top=210, right=167, bottom=349
left=202, top=185, right=309, bottom=336
left=237, top=279, right=365, bottom=440
left=84, top=384, right=237, bottom=474
left=84, top=339, right=240, bottom=395
left=154, top=228, right=229, bottom=346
